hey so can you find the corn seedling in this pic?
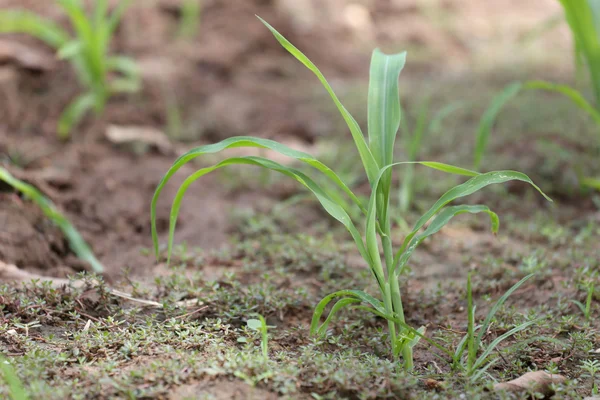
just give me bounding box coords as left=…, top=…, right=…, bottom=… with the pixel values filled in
left=0, top=0, right=140, bottom=138
left=151, top=17, right=551, bottom=369
left=452, top=274, right=537, bottom=381
left=0, top=167, right=103, bottom=273
left=0, top=356, right=28, bottom=400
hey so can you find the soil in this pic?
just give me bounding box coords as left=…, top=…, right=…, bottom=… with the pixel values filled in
left=0, top=0, right=598, bottom=399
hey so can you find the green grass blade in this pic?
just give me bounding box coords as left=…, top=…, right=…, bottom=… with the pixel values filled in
left=0, top=10, right=70, bottom=48
left=367, top=49, right=406, bottom=167
left=558, top=0, right=600, bottom=105
left=466, top=273, right=476, bottom=372
left=473, top=82, right=522, bottom=170
left=0, top=356, right=29, bottom=400
left=475, top=274, right=535, bottom=347
left=316, top=298, right=361, bottom=336
left=472, top=320, right=537, bottom=372
left=524, top=80, right=600, bottom=125
left=257, top=16, right=380, bottom=185
left=58, top=92, right=96, bottom=139
left=150, top=136, right=366, bottom=257
left=0, top=168, right=103, bottom=273
left=581, top=176, right=600, bottom=190
left=394, top=171, right=551, bottom=271
left=310, top=290, right=386, bottom=336
left=160, top=156, right=369, bottom=270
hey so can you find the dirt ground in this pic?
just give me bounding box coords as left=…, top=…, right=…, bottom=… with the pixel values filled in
left=1, top=0, right=599, bottom=399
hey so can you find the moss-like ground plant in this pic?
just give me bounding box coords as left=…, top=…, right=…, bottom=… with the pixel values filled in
left=0, top=0, right=139, bottom=138
left=151, top=17, right=551, bottom=369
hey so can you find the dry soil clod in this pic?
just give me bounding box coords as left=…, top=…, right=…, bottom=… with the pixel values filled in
left=493, top=371, right=566, bottom=398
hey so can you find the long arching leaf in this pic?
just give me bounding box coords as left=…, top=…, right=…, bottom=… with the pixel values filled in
left=257, top=16, right=380, bottom=186
left=393, top=171, right=552, bottom=270
left=310, top=289, right=386, bottom=336
left=395, top=204, right=499, bottom=274
left=156, top=156, right=371, bottom=274
left=0, top=10, right=70, bottom=48
left=151, top=136, right=365, bottom=256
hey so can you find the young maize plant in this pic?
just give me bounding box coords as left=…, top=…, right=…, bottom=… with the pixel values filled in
left=0, top=0, right=139, bottom=138
left=151, top=17, right=551, bottom=369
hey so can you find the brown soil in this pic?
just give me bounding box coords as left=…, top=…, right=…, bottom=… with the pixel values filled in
left=0, top=0, right=580, bottom=282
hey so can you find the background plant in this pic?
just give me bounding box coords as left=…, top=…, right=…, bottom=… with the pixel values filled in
left=0, top=167, right=103, bottom=273
left=0, top=0, right=139, bottom=138
left=151, top=17, right=551, bottom=370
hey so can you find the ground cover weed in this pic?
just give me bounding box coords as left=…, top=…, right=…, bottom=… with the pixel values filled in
left=151, top=17, right=551, bottom=369
left=0, top=167, right=103, bottom=273
left=0, top=0, right=139, bottom=138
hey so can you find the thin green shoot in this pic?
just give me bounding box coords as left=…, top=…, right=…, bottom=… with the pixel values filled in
left=0, top=0, right=139, bottom=138
left=0, top=167, right=103, bottom=273
left=0, top=355, right=29, bottom=400
left=151, top=16, right=551, bottom=369
left=453, top=274, right=536, bottom=380
left=247, top=314, right=270, bottom=360
left=571, top=281, right=595, bottom=321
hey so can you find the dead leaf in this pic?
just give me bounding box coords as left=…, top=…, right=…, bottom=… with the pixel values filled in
left=105, top=124, right=174, bottom=155
left=494, top=371, right=566, bottom=397
left=0, top=39, right=55, bottom=72
left=0, top=260, right=71, bottom=287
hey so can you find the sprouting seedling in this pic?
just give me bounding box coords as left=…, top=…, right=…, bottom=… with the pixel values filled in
left=177, top=0, right=202, bottom=39
left=150, top=16, right=552, bottom=370
left=581, top=359, right=600, bottom=395
left=246, top=314, right=270, bottom=360
left=570, top=279, right=595, bottom=321
left=453, top=273, right=537, bottom=381
left=0, top=0, right=140, bottom=138
left=0, top=167, right=103, bottom=273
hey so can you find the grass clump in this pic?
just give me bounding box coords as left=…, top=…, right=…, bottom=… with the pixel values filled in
left=150, top=17, right=551, bottom=370
left=0, top=0, right=140, bottom=138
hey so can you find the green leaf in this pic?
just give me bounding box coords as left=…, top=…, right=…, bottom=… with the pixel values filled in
left=310, top=290, right=385, bottom=336
left=367, top=49, right=406, bottom=168
left=524, top=80, right=600, bottom=126
left=107, top=56, right=139, bottom=78
left=395, top=204, right=499, bottom=274
left=0, top=356, right=29, bottom=400
left=58, top=92, right=96, bottom=139
left=475, top=274, right=535, bottom=347
left=557, top=0, right=600, bottom=105
left=394, top=171, right=552, bottom=271
left=57, top=40, right=83, bottom=59
left=473, top=82, right=522, bottom=170
left=247, top=319, right=263, bottom=331
left=150, top=136, right=366, bottom=257
left=0, top=168, right=103, bottom=273
left=257, top=16, right=380, bottom=186
left=162, top=156, right=369, bottom=271
left=581, top=176, right=600, bottom=190
left=472, top=320, right=537, bottom=372
left=0, top=10, right=70, bottom=48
